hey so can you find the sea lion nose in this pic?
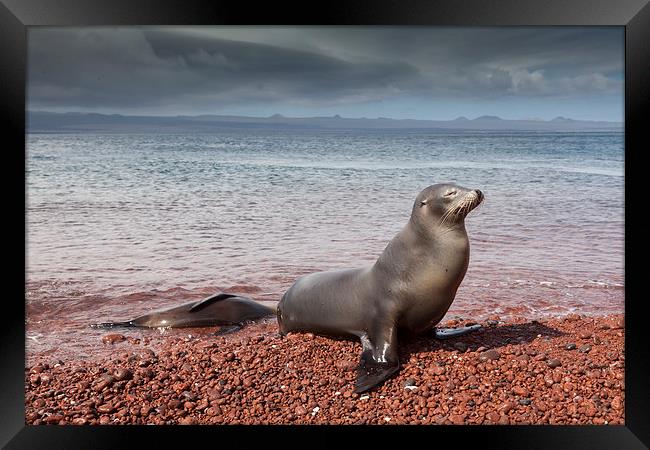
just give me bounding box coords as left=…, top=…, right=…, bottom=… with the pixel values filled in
left=475, top=189, right=483, bottom=200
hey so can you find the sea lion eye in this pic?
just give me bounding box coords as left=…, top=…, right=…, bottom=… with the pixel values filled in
left=419, top=200, right=428, bottom=207
left=444, top=190, right=457, bottom=197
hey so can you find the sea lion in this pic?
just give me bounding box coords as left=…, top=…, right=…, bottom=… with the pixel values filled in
left=277, top=183, right=483, bottom=392
left=91, top=293, right=275, bottom=330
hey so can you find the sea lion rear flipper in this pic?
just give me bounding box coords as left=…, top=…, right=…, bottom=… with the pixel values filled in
left=434, top=324, right=482, bottom=340
left=189, top=292, right=240, bottom=312
left=354, top=325, right=400, bottom=393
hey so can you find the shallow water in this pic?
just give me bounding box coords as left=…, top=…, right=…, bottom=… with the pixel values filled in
left=26, top=129, right=624, bottom=363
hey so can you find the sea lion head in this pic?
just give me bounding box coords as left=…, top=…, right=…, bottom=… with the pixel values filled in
left=411, top=183, right=484, bottom=230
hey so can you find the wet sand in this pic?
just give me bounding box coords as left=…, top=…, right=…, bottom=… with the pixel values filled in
left=25, top=313, right=624, bottom=425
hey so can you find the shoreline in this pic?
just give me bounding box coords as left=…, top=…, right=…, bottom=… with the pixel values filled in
left=25, top=313, right=624, bottom=425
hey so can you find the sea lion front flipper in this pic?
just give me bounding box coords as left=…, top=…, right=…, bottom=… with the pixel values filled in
left=434, top=324, right=482, bottom=340
left=189, top=292, right=239, bottom=312
left=354, top=325, right=400, bottom=393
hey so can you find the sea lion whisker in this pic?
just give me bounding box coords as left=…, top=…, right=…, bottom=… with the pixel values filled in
left=452, top=199, right=468, bottom=220
left=439, top=196, right=465, bottom=226
left=437, top=207, right=454, bottom=227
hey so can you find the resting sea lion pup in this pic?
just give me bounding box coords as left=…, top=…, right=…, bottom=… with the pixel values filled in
left=91, top=293, right=275, bottom=330
left=278, top=183, right=484, bottom=393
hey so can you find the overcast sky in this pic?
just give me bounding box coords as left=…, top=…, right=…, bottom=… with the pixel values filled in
left=27, top=26, right=624, bottom=121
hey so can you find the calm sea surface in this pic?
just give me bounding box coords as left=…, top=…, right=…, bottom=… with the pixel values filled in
left=26, top=130, right=624, bottom=362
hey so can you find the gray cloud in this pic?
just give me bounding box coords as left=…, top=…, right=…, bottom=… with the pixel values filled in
left=27, top=27, right=623, bottom=113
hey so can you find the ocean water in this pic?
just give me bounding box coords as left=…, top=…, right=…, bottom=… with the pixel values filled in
left=25, top=130, right=624, bottom=362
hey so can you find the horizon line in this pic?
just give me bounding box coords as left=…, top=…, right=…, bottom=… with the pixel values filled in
left=27, top=110, right=623, bottom=124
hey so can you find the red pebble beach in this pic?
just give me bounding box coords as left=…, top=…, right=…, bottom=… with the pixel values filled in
left=25, top=314, right=624, bottom=425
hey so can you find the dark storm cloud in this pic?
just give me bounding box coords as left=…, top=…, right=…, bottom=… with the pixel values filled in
left=142, top=29, right=422, bottom=100
left=27, top=27, right=623, bottom=112
left=28, top=28, right=422, bottom=110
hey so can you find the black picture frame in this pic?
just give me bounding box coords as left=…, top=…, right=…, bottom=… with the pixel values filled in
left=2, top=0, right=648, bottom=448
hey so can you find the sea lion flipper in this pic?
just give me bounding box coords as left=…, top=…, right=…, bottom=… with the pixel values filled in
left=189, top=292, right=239, bottom=312
left=354, top=326, right=400, bottom=393
left=434, top=324, right=482, bottom=340
left=354, top=353, right=399, bottom=394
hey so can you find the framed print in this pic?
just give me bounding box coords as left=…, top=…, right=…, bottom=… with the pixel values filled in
left=2, top=0, right=648, bottom=448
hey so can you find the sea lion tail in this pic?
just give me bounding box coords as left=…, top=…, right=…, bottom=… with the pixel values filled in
left=89, top=320, right=135, bottom=329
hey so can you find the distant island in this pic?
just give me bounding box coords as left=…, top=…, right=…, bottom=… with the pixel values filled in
left=27, top=111, right=623, bottom=133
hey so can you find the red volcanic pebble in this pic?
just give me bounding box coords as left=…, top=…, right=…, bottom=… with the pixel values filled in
left=25, top=315, right=625, bottom=425
left=102, top=334, right=127, bottom=345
